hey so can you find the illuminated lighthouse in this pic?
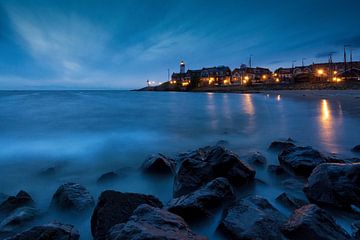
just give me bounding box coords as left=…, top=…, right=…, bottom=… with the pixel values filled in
left=180, top=60, right=186, bottom=74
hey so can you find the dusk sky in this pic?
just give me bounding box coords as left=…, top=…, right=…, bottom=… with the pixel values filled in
left=1, top=0, right=360, bottom=89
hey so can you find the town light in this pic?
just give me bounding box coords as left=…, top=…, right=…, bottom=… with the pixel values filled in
left=262, top=75, right=267, bottom=80
left=333, top=71, right=338, bottom=75
left=244, top=76, right=249, bottom=81
left=275, top=78, right=280, bottom=83
left=317, top=69, right=324, bottom=75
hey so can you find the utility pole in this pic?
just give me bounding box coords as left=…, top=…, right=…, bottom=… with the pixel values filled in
left=302, top=58, right=306, bottom=67
left=167, top=69, right=170, bottom=81
left=329, top=53, right=333, bottom=81
left=249, top=55, right=253, bottom=68
left=344, top=45, right=348, bottom=72
left=350, top=47, right=353, bottom=70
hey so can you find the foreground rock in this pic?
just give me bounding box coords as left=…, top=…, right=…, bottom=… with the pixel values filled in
left=0, top=207, right=40, bottom=233
left=243, top=152, right=267, bottom=166
left=168, top=177, right=234, bottom=220
left=352, top=221, right=360, bottom=239
left=108, top=204, right=206, bottom=240
left=281, top=204, right=351, bottom=240
left=218, top=195, right=287, bottom=240
left=0, top=191, right=34, bottom=214
left=91, top=190, right=163, bottom=240
left=352, top=145, right=360, bottom=153
left=141, top=153, right=176, bottom=175
left=4, top=222, right=79, bottom=240
left=174, top=146, right=255, bottom=198
left=276, top=192, right=308, bottom=210
left=278, top=146, right=326, bottom=176
left=269, top=139, right=296, bottom=152
left=304, top=163, right=360, bottom=209
left=50, top=183, right=95, bottom=214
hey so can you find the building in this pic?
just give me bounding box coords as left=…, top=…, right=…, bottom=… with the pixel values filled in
left=231, top=66, right=271, bottom=85
left=199, top=66, right=232, bottom=86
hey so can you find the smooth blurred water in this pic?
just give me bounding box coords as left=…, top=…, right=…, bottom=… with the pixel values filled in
left=0, top=90, right=359, bottom=239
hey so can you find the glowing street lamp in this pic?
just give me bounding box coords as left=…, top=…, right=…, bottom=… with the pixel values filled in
left=317, top=69, right=324, bottom=76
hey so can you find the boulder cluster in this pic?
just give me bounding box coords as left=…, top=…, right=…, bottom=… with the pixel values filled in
left=1, top=141, right=359, bottom=240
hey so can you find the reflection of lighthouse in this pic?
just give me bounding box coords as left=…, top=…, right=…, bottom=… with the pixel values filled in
left=180, top=60, right=185, bottom=74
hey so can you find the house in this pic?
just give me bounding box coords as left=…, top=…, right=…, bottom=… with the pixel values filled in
left=199, top=66, right=232, bottom=86
left=232, top=66, right=271, bottom=85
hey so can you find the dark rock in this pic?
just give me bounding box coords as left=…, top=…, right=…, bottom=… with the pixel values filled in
left=0, top=191, right=34, bottom=214
left=4, top=222, right=79, bottom=240
left=267, top=164, right=287, bottom=175
left=141, top=153, right=176, bottom=175
left=91, top=190, right=163, bottom=240
left=97, top=172, right=119, bottom=184
left=168, top=177, right=234, bottom=220
left=352, top=221, right=360, bottom=239
left=352, top=145, right=360, bottom=153
left=276, top=192, right=308, bottom=210
left=0, top=193, right=9, bottom=205
left=218, top=195, right=287, bottom=240
left=304, top=163, right=360, bottom=209
left=174, top=146, right=255, bottom=198
left=278, top=146, right=326, bottom=176
left=50, top=183, right=95, bottom=214
left=281, top=204, right=351, bottom=240
left=282, top=179, right=304, bottom=192
left=323, top=153, right=360, bottom=164
left=243, top=151, right=267, bottom=166
left=108, top=204, right=206, bottom=240
left=0, top=207, right=40, bottom=233
left=269, top=140, right=296, bottom=152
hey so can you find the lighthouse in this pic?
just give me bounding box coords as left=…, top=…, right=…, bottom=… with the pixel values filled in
left=180, top=60, right=186, bottom=74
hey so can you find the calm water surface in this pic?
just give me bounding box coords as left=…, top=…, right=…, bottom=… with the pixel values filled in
left=0, top=90, right=359, bottom=239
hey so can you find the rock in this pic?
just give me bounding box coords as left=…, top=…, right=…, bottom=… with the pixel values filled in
left=267, top=164, right=287, bottom=175
left=107, top=204, right=206, bottom=240
left=0, top=207, right=40, bottom=233
left=97, top=172, right=119, bottom=184
left=282, top=179, right=304, bottom=192
left=50, top=183, right=95, bottom=214
left=276, top=192, right=308, bottom=210
left=141, top=153, right=176, bottom=175
left=217, top=195, right=287, bottom=240
left=281, top=204, right=351, bottom=240
left=174, top=146, right=255, bottom=198
left=352, top=221, right=360, bottom=239
left=91, top=190, right=163, bottom=240
left=0, top=191, right=34, bottom=214
left=352, top=145, right=360, bottom=153
left=243, top=151, right=267, bottom=166
left=323, top=153, right=360, bottom=164
left=0, top=193, right=9, bottom=205
left=304, top=163, right=360, bottom=209
left=269, top=140, right=296, bottom=152
left=4, top=222, right=80, bottom=240
left=278, top=146, right=326, bottom=176
left=168, top=177, right=234, bottom=221
left=39, top=167, right=57, bottom=176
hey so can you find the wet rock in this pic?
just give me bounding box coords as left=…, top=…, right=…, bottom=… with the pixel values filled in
left=97, top=172, right=119, bottom=184
left=281, top=204, right=351, bottom=240
left=352, top=145, right=360, bottom=153
left=282, top=179, right=304, bottom=192
left=323, top=153, right=360, bottom=164
left=0, top=207, right=40, bottom=233
left=352, top=221, right=360, bottom=239
left=174, top=146, right=255, bottom=198
left=269, top=140, right=296, bottom=152
left=243, top=151, right=267, bottom=166
left=91, top=190, right=163, bottom=240
left=267, top=164, right=287, bottom=175
left=4, top=222, right=80, bottom=240
left=168, top=177, right=234, bottom=221
left=50, top=183, right=95, bottom=214
left=108, top=204, right=206, bottom=240
left=276, top=192, right=308, bottom=210
left=141, top=153, right=176, bottom=175
left=278, top=146, right=326, bottom=176
left=218, top=195, right=287, bottom=240
left=0, top=191, right=34, bottom=214
left=304, top=163, right=360, bottom=209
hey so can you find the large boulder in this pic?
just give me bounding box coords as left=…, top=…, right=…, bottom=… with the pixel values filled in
left=281, top=204, right=351, bottom=240
left=168, top=177, right=234, bottom=221
left=0, top=207, right=40, bottom=233
left=269, top=139, right=296, bottom=152
left=276, top=192, right=308, bottom=210
left=141, top=153, right=176, bottom=175
left=217, top=195, right=287, bottom=240
left=278, top=146, right=326, bottom=176
left=352, top=221, right=360, bottom=239
left=91, top=190, right=163, bottom=240
left=304, top=163, right=360, bottom=209
left=4, top=222, right=79, bottom=240
left=0, top=191, right=34, bottom=214
left=50, top=183, right=95, bottom=214
left=174, top=146, right=255, bottom=198
left=242, top=152, right=267, bottom=166
left=108, top=204, right=206, bottom=240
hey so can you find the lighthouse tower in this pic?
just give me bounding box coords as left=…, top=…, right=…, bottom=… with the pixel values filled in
left=180, top=60, right=186, bottom=74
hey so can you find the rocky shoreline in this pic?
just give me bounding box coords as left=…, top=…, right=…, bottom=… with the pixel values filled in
left=1, top=141, right=360, bottom=239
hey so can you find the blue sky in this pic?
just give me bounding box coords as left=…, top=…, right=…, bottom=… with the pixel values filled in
left=0, top=0, right=360, bottom=89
